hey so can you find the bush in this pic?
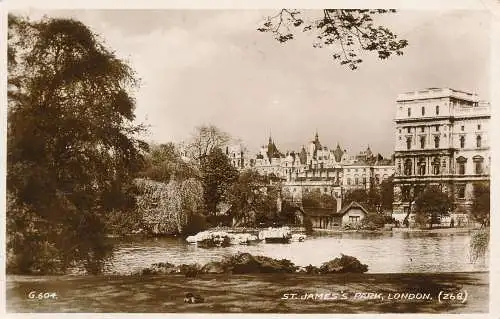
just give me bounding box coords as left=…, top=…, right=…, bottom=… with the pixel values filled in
left=361, top=213, right=391, bottom=229
left=319, top=254, right=368, bottom=273
left=223, top=253, right=298, bottom=274
left=135, top=253, right=369, bottom=277
left=469, top=228, right=489, bottom=263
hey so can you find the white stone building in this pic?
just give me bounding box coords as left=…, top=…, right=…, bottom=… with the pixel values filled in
left=392, top=88, right=490, bottom=215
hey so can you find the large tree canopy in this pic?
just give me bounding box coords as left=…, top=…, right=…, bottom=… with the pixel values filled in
left=200, top=147, right=239, bottom=216
left=187, top=125, right=230, bottom=162
left=258, top=9, right=408, bottom=70
left=7, top=15, right=147, bottom=274
left=414, top=185, right=453, bottom=228
left=138, top=142, right=199, bottom=182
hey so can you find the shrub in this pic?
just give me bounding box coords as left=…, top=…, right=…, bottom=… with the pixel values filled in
left=469, top=228, right=489, bottom=263
left=319, top=254, right=368, bottom=273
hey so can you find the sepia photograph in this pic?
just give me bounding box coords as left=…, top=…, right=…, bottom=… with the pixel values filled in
left=4, top=1, right=494, bottom=315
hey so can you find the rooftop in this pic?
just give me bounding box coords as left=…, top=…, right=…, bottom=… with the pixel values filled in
left=397, top=88, right=480, bottom=103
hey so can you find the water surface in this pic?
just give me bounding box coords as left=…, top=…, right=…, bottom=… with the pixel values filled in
left=106, top=232, right=488, bottom=274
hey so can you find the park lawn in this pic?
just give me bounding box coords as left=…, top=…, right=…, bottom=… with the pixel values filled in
left=7, top=272, right=488, bottom=313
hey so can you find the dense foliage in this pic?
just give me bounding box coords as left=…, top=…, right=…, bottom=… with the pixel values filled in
left=343, top=186, right=384, bottom=212
left=414, top=186, right=453, bottom=229
left=302, top=189, right=336, bottom=209
left=138, top=142, right=199, bottom=182
left=134, top=178, right=204, bottom=235
left=200, top=147, right=239, bottom=216
left=471, top=182, right=490, bottom=227
left=7, top=15, right=146, bottom=274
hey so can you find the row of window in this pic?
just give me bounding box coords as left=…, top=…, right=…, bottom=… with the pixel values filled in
left=407, top=105, right=440, bottom=117
left=404, top=135, right=482, bottom=150
left=400, top=184, right=467, bottom=200
left=401, top=156, right=484, bottom=176
left=399, top=124, right=482, bottom=134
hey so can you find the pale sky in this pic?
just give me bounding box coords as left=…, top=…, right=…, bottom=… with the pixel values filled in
left=20, top=9, right=491, bottom=156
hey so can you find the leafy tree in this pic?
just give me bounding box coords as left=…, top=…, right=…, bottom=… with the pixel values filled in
left=401, top=183, right=423, bottom=227
left=379, top=176, right=394, bottom=211
left=471, top=182, right=490, bottom=227
left=343, top=188, right=369, bottom=206
left=366, top=186, right=381, bottom=212
left=135, top=177, right=204, bottom=235
left=187, top=125, right=230, bottom=162
left=227, top=170, right=268, bottom=225
left=258, top=9, right=408, bottom=70
left=7, top=15, right=146, bottom=274
left=302, top=189, right=336, bottom=209
left=414, top=185, right=453, bottom=229
left=139, top=142, right=199, bottom=182
left=200, top=147, right=239, bottom=216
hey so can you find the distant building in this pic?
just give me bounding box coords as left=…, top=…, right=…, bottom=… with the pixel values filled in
left=392, top=88, right=490, bottom=215
left=228, top=132, right=394, bottom=204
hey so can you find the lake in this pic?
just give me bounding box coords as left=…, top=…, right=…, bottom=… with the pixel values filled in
left=105, top=230, right=488, bottom=274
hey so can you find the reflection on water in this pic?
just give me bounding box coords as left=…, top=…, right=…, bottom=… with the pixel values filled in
left=106, top=232, right=489, bottom=274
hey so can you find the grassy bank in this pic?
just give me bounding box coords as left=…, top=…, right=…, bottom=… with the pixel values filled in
left=7, top=272, right=488, bottom=313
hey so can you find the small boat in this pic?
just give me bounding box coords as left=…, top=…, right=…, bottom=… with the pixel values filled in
left=259, top=227, right=292, bottom=244
left=291, top=233, right=307, bottom=242
left=265, top=236, right=291, bottom=244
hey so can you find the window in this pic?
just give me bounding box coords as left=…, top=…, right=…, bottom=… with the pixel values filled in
left=460, top=136, right=465, bottom=148
left=421, top=127, right=425, bottom=132
left=402, top=186, right=411, bottom=201
left=474, top=156, right=484, bottom=174
left=407, top=127, right=411, bottom=134
left=349, top=216, right=360, bottom=223
left=457, top=185, right=466, bottom=199
left=421, top=106, right=425, bottom=116
left=436, top=105, right=439, bottom=115
left=406, top=137, right=412, bottom=150
left=399, top=129, right=401, bottom=134
left=324, top=187, right=328, bottom=192
left=461, top=125, right=464, bottom=131
left=478, top=124, right=481, bottom=130
left=457, top=157, right=467, bottom=175
left=404, top=159, right=412, bottom=176
left=347, top=178, right=351, bottom=185
left=407, top=107, right=411, bottom=117
left=419, top=162, right=426, bottom=175
left=432, top=158, right=440, bottom=175
left=475, top=161, right=483, bottom=174
left=420, top=136, right=425, bottom=149
left=355, top=177, right=359, bottom=185
left=434, top=136, right=440, bottom=148
left=476, top=135, right=482, bottom=148
left=435, top=125, right=439, bottom=132
left=362, top=177, right=367, bottom=184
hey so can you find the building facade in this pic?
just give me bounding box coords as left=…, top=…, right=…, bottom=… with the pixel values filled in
left=229, top=132, right=395, bottom=205
left=392, top=88, right=490, bottom=215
